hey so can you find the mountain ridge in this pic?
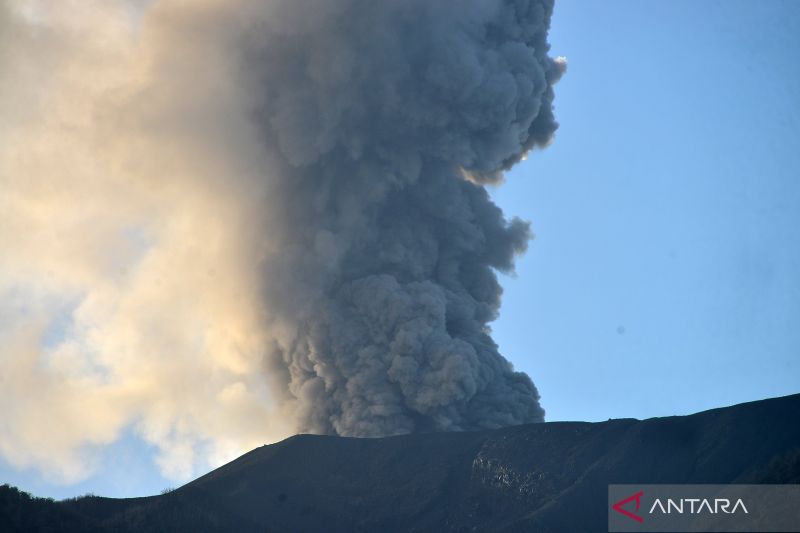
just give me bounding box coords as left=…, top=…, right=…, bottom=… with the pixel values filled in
left=2, top=393, right=798, bottom=532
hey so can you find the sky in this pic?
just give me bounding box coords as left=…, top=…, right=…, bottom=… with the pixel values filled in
left=1, top=0, right=799, bottom=500
left=493, top=0, right=800, bottom=422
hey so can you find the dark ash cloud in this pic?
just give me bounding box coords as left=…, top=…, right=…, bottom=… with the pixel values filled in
left=248, top=0, right=565, bottom=435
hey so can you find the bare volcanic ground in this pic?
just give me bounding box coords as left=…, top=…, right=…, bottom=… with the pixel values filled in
left=2, top=393, right=799, bottom=532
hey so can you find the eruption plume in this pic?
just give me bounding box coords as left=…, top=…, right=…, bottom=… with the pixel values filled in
left=0, top=0, right=563, bottom=481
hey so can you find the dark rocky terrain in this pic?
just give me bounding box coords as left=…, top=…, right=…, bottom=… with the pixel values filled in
left=2, top=393, right=798, bottom=532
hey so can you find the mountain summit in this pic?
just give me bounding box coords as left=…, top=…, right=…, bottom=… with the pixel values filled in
left=2, top=394, right=799, bottom=532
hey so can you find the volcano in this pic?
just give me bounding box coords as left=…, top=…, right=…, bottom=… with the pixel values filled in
left=2, top=393, right=799, bottom=532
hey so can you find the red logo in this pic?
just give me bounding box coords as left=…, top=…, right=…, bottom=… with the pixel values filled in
left=612, top=491, right=645, bottom=523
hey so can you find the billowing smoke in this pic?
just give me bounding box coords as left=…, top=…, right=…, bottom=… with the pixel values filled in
left=0, top=0, right=562, bottom=482
left=253, top=0, right=564, bottom=435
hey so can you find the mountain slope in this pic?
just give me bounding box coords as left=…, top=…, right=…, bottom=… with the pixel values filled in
left=3, top=393, right=799, bottom=532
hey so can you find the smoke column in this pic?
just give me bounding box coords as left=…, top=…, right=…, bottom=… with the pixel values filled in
left=255, top=0, right=564, bottom=435
left=0, top=0, right=563, bottom=481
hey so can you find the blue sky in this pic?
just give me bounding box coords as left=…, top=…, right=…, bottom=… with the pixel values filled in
left=2, top=0, right=798, bottom=500
left=493, top=0, right=800, bottom=422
